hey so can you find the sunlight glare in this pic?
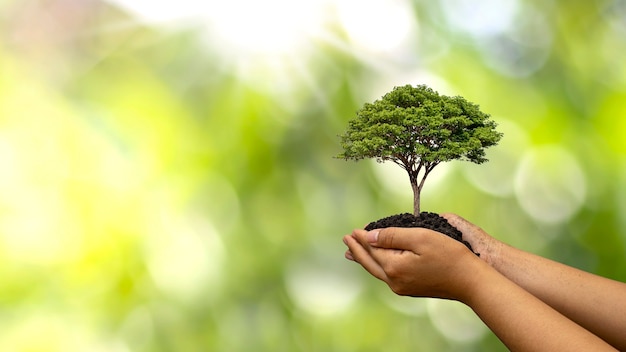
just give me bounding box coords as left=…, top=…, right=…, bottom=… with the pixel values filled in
left=105, top=0, right=329, bottom=59
left=463, top=119, right=530, bottom=197
left=284, top=246, right=363, bottom=317
left=145, top=212, right=226, bottom=302
left=441, top=0, right=519, bottom=38
left=514, top=145, right=587, bottom=224
left=104, top=0, right=209, bottom=24
left=336, top=0, right=415, bottom=53
left=428, top=299, right=488, bottom=343
left=206, top=0, right=328, bottom=58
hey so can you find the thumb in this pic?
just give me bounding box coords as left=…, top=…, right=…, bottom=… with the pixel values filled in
left=367, top=227, right=422, bottom=251
left=441, top=213, right=481, bottom=237
left=440, top=213, right=469, bottom=231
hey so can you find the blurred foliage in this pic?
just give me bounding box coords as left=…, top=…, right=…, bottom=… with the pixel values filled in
left=0, top=0, right=625, bottom=351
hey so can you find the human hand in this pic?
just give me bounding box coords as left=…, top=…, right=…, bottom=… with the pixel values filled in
left=343, top=227, right=486, bottom=302
left=441, top=213, right=504, bottom=267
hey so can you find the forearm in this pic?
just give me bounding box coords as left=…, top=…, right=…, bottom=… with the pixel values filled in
left=493, top=244, right=626, bottom=350
left=465, top=260, right=617, bottom=351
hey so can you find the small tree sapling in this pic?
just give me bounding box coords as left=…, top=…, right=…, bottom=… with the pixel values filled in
left=337, top=84, right=502, bottom=217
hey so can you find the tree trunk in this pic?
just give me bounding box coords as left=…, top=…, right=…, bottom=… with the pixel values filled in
left=411, top=180, right=420, bottom=217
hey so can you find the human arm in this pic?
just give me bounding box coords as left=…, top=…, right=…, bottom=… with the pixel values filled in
left=343, top=228, right=617, bottom=351
left=442, top=213, right=626, bottom=351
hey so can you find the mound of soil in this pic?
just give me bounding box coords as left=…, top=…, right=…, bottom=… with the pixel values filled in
left=364, top=212, right=478, bottom=255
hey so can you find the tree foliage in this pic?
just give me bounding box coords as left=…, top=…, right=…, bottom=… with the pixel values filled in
left=338, top=84, right=502, bottom=215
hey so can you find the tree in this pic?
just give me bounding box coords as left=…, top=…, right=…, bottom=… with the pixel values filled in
left=337, top=84, right=502, bottom=216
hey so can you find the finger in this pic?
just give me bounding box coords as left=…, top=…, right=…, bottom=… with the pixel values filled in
left=344, top=234, right=388, bottom=281
left=345, top=249, right=354, bottom=261
left=342, top=235, right=355, bottom=261
left=363, top=227, right=435, bottom=253
left=350, top=229, right=376, bottom=250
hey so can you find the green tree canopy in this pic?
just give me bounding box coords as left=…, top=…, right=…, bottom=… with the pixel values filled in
left=338, top=84, right=502, bottom=215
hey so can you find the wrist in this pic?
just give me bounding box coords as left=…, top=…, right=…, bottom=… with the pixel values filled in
left=454, top=254, right=497, bottom=304
left=482, top=237, right=505, bottom=268
left=458, top=258, right=506, bottom=306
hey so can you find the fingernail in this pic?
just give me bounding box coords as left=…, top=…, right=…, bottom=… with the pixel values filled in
left=345, top=251, right=354, bottom=261
left=367, top=230, right=379, bottom=243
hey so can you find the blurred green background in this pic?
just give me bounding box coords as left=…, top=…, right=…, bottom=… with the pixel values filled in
left=1, top=0, right=625, bottom=351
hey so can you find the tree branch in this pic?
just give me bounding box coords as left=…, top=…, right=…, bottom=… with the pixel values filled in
left=418, top=161, right=439, bottom=192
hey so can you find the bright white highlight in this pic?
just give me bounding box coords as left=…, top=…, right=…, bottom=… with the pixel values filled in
left=145, top=215, right=225, bottom=301
left=336, top=0, right=416, bottom=53
left=104, top=0, right=422, bottom=89
left=103, top=0, right=210, bottom=24
left=371, top=159, right=455, bottom=200
left=441, top=0, right=519, bottom=38
left=285, top=249, right=363, bottom=317
left=514, top=145, right=587, bottom=224
left=207, top=0, right=328, bottom=57
left=382, top=292, right=428, bottom=316
left=106, top=0, right=417, bottom=56
left=105, top=0, right=328, bottom=58
left=428, top=299, right=488, bottom=343
left=463, top=119, right=529, bottom=197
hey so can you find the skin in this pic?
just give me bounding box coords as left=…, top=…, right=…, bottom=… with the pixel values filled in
left=441, top=213, right=626, bottom=351
left=343, top=215, right=623, bottom=351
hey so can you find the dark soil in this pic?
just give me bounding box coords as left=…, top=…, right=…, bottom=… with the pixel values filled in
left=365, top=212, right=478, bottom=255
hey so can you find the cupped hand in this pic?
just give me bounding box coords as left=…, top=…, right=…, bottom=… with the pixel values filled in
left=440, top=213, right=503, bottom=267
left=343, top=227, right=485, bottom=302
